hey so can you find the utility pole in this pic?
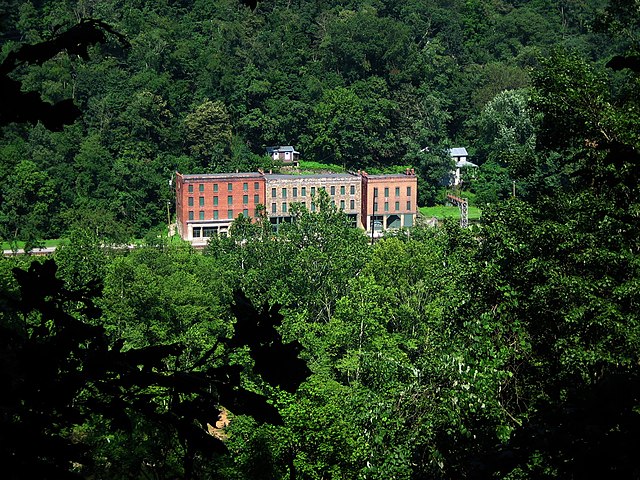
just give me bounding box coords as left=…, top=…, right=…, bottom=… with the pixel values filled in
left=166, top=200, right=171, bottom=236
left=370, top=216, right=375, bottom=245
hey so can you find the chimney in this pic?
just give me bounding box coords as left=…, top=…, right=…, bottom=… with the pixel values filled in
left=410, top=168, right=415, bottom=175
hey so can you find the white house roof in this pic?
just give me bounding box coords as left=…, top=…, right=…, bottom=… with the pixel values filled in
left=456, top=159, right=477, bottom=168
left=449, top=147, right=468, bottom=157
left=266, top=145, right=299, bottom=154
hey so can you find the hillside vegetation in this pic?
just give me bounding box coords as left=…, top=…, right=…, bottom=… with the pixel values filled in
left=1, top=1, right=640, bottom=479
left=0, top=0, right=619, bottom=245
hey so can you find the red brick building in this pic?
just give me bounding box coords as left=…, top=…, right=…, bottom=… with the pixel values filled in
left=175, top=172, right=265, bottom=244
left=361, top=169, right=418, bottom=236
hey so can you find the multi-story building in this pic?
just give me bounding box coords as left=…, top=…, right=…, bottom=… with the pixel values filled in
left=175, top=169, right=418, bottom=243
left=361, top=169, right=418, bottom=236
left=175, top=172, right=265, bottom=243
left=264, top=173, right=362, bottom=229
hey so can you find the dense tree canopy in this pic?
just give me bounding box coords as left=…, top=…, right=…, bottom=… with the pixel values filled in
left=2, top=0, right=640, bottom=479
left=0, top=0, right=618, bottom=240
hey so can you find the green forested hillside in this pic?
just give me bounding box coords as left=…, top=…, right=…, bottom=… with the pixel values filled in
left=1, top=1, right=640, bottom=479
left=0, top=0, right=617, bottom=244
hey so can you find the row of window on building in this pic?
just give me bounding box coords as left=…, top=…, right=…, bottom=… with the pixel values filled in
left=188, top=182, right=261, bottom=193
left=188, top=209, right=255, bottom=221
left=374, top=201, right=412, bottom=212
left=187, top=183, right=412, bottom=198
left=186, top=200, right=412, bottom=219
left=374, top=186, right=412, bottom=197
left=187, top=195, right=260, bottom=207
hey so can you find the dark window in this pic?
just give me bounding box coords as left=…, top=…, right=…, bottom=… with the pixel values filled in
left=395, top=201, right=399, bottom=211
left=228, top=195, right=233, bottom=205
left=293, top=187, right=298, bottom=198
left=374, top=202, right=378, bottom=212
left=282, top=188, right=287, bottom=199
left=272, top=187, right=276, bottom=198
left=188, top=197, right=194, bottom=207
left=254, top=194, right=259, bottom=204
left=374, top=187, right=378, bottom=197
left=243, top=208, right=249, bottom=217
left=407, top=201, right=412, bottom=210
left=384, top=202, right=389, bottom=212
left=199, top=196, right=204, bottom=207
left=341, top=185, right=345, bottom=195
left=199, top=211, right=204, bottom=220
left=214, top=210, right=219, bottom=219
left=228, top=183, right=233, bottom=191
left=302, top=186, right=306, bottom=196
left=272, top=203, right=276, bottom=213
left=243, top=182, right=248, bottom=191
left=340, top=200, right=345, bottom=210
left=350, top=199, right=355, bottom=210
left=243, top=195, right=248, bottom=204
left=188, top=184, right=193, bottom=193
left=395, top=187, right=400, bottom=197
left=330, top=186, right=335, bottom=195
left=188, top=211, right=194, bottom=220
left=199, top=184, right=204, bottom=192
left=213, top=196, right=218, bottom=206
left=213, top=184, right=218, bottom=192
left=350, top=185, right=355, bottom=195
left=311, top=187, right=316, bottom=196
left=228, top=209, right=233, bottom=219
left=282, top=202, right=287, bottom=213
left=384, top=187, right=389, bottom=197
left=407, top=186, right=411, bottom=196
left=254, top=182, right=259, bottom=190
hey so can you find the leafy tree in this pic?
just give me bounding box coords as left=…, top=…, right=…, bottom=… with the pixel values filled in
left=0, top=159, right=56, bottom=250
left=184, top=99, right=233, bottom=170
left=475, top=89, right=539, bottom=170
left=310, top=78, right=396, bottom=167
left=54, top=227, right=108, bottom=293
left=0, top=259, right=310, bottom=479
left=458, top=42, right=640, bottom=479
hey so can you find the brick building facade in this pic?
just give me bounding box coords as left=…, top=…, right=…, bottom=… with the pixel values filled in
left=175, top=172, right=265, bottom=244
left=361, top=169, right=418, bottom=236
left=264, top=173, right=362, bottom=229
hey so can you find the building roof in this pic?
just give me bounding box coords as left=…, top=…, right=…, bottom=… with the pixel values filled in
left=178, top=172, right=263, bottom=181
left=449, top=147, right=468, bottom=157
left=366, top=173, right=416, bottom=179
left=455, top=159, right=477, bottom=168
left=264, top=173, right=356, bottom=180
left=266, top=145, right=299, bottom=154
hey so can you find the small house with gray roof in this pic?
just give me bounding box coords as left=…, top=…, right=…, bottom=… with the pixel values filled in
left=266, top=146, right=300, bottom=166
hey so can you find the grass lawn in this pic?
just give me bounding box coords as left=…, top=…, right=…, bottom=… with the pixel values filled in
left=420, top=205, right=482, bottom=220
left=297, top=160, right=346, bottom=173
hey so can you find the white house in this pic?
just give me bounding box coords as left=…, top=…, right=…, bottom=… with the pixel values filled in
left=449, top=148, right=477, bottom=186
left=265, top=146, right=300, bottom=166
